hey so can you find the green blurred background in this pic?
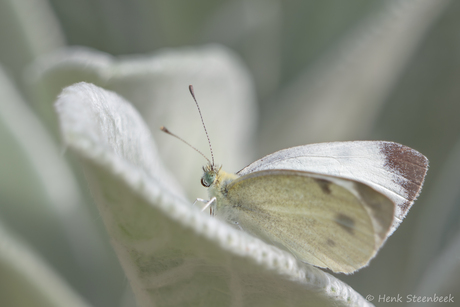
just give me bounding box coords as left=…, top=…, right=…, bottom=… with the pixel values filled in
left=1, top=0, right=459, bottom=306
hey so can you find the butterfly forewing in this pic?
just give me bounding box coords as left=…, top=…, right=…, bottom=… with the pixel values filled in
left=223, top=170, right=394, bottom=273
left=237, top=141, right=428, bottom=236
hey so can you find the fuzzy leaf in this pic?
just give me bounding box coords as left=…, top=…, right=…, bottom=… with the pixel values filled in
left=0, top=64, right=126, bottom=306
left=55, top=82, right=373, bottom=307
left=0, top=221, right=91, bottom=307
left=258, top=0, right=449, bottom=154
left=28, top=45, right=258, bottom=198
left=0, top=0, right=64, bottom=87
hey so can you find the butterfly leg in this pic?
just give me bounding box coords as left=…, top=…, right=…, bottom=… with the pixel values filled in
left=192, top=198, right=207, bottom=207
left=201, top=197, right=216, bottom=216
left=192, top=197, right=216, bottom=216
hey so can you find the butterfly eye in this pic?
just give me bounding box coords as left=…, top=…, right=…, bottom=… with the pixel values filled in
left=201, top=172, right=215, bottom=187
left=201, top=177, right=210, bottom=187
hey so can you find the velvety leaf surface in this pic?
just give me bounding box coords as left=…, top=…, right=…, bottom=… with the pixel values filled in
left=0, top=221, right=91, bottom=307
left=29, top=45, right=258, bottom=198
left=55, top=82, right=374, bottom=307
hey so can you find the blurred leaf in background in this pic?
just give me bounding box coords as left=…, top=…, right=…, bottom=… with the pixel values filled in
left=1, top=0, right=459, bottom=306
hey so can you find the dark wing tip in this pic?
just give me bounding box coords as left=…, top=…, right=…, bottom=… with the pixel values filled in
left=380, top=142, right=428, bottom=213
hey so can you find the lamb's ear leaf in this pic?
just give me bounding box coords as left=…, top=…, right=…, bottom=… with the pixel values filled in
left=414, top=230, right=460, bottom=302
left=409, top=138, right=460, bottom=299
left=0, top=65, right=123, bottom=304
left=0, top=0, right=64, bottom=86
left=28, top=45, right=258, bottom=198
left=55, top=82, right=373, bottom=307
left=258, top=0, right=448, bottom=153
left=0, top=221, right=91, bottom=307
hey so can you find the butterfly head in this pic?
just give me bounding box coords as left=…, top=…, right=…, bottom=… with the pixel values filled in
left=201, top=163, right=222, bottom=187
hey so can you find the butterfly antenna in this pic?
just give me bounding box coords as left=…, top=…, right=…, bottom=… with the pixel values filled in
left=189, top=85, right=215, bottom=166
left=160, top=126, right=212, bottom=165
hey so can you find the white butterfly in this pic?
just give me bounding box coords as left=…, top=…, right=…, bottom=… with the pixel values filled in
left=200, top=141, right=428, bottom=273
left=164, top=86, right=429, bottom=274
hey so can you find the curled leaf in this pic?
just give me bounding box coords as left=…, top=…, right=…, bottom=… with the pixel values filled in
left=56, top=82, right=373, bottom=307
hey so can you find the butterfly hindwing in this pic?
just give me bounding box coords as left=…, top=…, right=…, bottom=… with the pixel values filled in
left=223, top=170, right=394, bottom=273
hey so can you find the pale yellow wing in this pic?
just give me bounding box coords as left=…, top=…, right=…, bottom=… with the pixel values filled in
left=224, top=170, right=394, bottom=273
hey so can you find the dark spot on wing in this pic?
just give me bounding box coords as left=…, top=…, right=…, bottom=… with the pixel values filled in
left=327, top=239, right=336, bottom=247
left=314, top=178, right=331, bottom=194
left=335, top=214, right=355, bottom=235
